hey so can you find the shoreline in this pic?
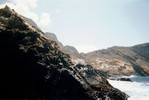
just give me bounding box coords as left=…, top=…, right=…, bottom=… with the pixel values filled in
left=108, top=76, right=149, bottom=100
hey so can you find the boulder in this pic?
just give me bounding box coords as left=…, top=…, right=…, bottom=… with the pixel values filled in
left=117, top=78, right=132, bottom=82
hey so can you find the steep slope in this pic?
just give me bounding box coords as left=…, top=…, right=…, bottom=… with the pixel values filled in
left=21, top=15, right=41, bottom=32
left=45, top=32, right=80, bottom=59
left=130, top=43, right=149, bottom=61
left=82, top=44, right=149, bottom=76
left=63, top=45, right=81, bottom=59
left=0, top=6, right=128, bottom=100
left=45, top=32, right=64, bottom=49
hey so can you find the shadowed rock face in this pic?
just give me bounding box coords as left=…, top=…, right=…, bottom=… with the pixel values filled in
left=0, top=6, right=128, bottom=100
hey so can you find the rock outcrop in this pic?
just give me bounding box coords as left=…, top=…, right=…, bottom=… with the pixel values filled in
left=117, top=78, right=132, bottom=82
left=0, top=6, right=128, bottom=100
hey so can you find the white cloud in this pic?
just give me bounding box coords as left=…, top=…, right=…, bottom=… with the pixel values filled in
left=39, top=12, right=51, bottom=27
left=0, top=0, right=51, bottom=30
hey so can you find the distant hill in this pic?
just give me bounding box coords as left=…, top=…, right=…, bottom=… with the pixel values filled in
left=131, top=43, right=149, bottom=60
left=81, top=43, right=149, bottom=76
left=45, top=32, right=80, bottom=59
left=45, top=33, right=149, bottom=76
left=45, top=32, right=149, bottom=76
left=45, top=32, right=64, bottom=49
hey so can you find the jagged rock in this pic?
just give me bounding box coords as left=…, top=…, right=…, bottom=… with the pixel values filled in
left=0, top=6, right=129, bottom=100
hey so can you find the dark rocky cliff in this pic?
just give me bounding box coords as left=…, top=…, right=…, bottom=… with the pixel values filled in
left=0, top=6, right=128, bottom=100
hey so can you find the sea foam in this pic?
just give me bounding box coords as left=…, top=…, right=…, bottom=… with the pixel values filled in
left=108, top=76, right=149, bottom=100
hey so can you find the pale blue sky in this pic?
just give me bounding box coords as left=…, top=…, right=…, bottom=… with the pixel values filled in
left=1, top=0, right=149, bottom=53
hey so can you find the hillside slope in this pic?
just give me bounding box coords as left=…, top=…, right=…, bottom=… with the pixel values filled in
left=82, top=44, right=149, bottom=76
left=45, top=32, right=80, bottom=59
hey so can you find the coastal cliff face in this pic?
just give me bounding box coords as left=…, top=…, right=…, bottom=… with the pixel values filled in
left=0, top=6, right=128, bottom=100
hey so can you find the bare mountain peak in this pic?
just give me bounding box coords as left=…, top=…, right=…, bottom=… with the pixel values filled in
left=0, top=5, right=16, bottom=17
left=0, top=6, right=42, bottom=34
left=4, top=5, right=10, bottom=10
left=0, top=6, right=26, bottom=28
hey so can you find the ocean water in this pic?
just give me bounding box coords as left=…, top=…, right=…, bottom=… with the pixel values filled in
left=108, top=76, right=149, bottom=100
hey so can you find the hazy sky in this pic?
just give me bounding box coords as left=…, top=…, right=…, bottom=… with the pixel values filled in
left=0, top=0, right=149, bottom=53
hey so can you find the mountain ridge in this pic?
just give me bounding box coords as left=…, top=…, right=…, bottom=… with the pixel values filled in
left=81, top=43, right=149, bottom=76
left=44, top=31, right=149, bottom=76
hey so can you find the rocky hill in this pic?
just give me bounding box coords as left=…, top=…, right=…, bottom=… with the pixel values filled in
left=0, top=6, right=128, bottom=100
left=45, top=32, right=64, bottom=49
left=45, top=32, right=80, bottom=59
left=81, top=44, right=149, bottom=76
left=130, top=43, right=149, bottom=60
left=63, top=45, right=81, bottom=58
left=21, top=15, right=41, bottom=31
